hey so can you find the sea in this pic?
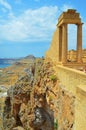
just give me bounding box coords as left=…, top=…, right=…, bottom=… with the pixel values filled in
left=0, top=63, right=11, bottom=68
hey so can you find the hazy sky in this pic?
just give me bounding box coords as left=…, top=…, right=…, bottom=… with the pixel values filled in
left=0, top=0, right=86, bottom=58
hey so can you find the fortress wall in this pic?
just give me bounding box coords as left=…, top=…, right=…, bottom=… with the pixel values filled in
left=55, top=65, right=86, bottom=95
left=75, top=85, right=86, bottom=130
left=45, top=29, right=59, bottom=61
left=54, top=65, right=86, bottom=130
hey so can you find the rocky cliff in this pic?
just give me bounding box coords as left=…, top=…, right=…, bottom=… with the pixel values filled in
left=3, top=58, right=56, bottom=130
left=3, top=58, right=75, bottom=130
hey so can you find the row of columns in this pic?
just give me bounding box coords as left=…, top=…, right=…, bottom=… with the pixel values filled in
left=58, top=23, right=83, bottom=63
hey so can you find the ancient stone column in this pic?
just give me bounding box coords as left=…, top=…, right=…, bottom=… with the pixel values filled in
left=77, top=23, right=83, bottom=63
left=62, top=23, right=68, bottom=63
left=58, top=26, right=62, bottom=62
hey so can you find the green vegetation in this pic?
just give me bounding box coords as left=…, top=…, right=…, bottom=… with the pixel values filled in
left=49, top=95, right=53, bottom=102
left=26, top=128, right=30, bottom=130
left=50, top=75, right=57, bottom=82
left=54, top=119, right=58, bottom=130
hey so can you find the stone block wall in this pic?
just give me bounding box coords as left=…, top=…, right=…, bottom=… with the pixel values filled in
left=54, top=65, right=86, bottom=130
left=45, top=29, right=59, bottom=62
left=56, top=65, right=86, bottom=95
left=75, top=85, right=86, bottom=130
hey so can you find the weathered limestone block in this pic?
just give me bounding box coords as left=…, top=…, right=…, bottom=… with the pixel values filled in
left=75, top=85, right=86, bottom=130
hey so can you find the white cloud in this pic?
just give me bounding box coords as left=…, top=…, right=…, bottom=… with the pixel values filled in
left=62, top=4, right=73, bottom=11
left=0, top=0, right=12, bottom=11
left=0, top=6, right=58, bottom=42
left=0, top=3, right=86, bottom=48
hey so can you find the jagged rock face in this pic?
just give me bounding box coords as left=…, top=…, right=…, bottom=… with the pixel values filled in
left=3, top=96, right=16, bottom=130
left=3, top=63, right=35, bottom=130
left=57, top=86, right=75, bottom=130
left=31, top=106, right=54, bottom=130
left=3, top=58, right=56, bottom=130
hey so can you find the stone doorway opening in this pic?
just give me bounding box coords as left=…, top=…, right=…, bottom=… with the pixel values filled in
left=68, top=24, right=77, bottom=62
left=57, top=9, right=83, bottom=64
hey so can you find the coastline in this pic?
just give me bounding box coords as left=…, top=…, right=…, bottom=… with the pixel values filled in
left=0, top=63, right=11, bottom=68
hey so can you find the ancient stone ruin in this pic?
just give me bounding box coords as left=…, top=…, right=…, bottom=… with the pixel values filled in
left=57, top=9, right=83, bottom=63
left=46, top=9, right=86, bottom=68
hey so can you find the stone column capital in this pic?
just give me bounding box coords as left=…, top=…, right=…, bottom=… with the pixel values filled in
left=76, top=23, right=83, bottom=26
left=62, top=23, right=68, bottom=26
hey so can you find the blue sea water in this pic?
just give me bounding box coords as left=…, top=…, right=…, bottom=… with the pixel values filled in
left=0, top=64, right=11, bottom=68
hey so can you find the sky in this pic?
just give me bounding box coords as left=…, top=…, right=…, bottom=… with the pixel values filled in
left=0, top=0, right=86, bottom=58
